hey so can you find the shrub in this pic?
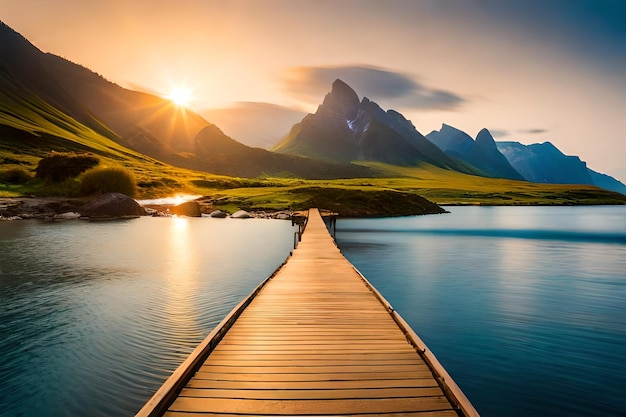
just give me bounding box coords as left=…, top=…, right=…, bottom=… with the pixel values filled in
left=79, top=166, right=137, bottom=197
left=35, top=152, right=100, bottom=182
left=1, top=168, right=32, bottom=184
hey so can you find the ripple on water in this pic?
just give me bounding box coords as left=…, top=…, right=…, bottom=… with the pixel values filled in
left=0, top=217, right=297, bottom=416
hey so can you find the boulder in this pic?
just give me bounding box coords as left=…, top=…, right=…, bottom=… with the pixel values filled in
left=170, top=201, right=202, bottom=217
left=230, top=210, right=253, bottom=219
left=78, top=193, right=145, bottom=219
left=209, top=210, right=228, bottom=218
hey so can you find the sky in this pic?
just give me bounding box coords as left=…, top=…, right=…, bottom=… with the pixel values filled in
left=2, top=0, right=625, bottom=180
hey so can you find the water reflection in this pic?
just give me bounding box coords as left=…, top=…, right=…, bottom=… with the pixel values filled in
left=164, top=217, right=202, bottom=345
left=0, top=217, right=297, bottom=416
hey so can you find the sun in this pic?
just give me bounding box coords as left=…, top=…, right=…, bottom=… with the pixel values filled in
left=167, top=87, right=192, bottom=107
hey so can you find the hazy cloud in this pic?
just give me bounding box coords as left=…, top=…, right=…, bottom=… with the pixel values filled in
left=489, top=128, right=549, bottom=138
left=518, top=128, right=548, bottom=135
left=282, top=65, right=466, bottom=111
left=201, top=102, right=306, bottom=149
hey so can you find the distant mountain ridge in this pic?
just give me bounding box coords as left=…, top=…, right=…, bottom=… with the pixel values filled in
left=273, top=79, right=475, bottom=174
left=426, top=122, right=625, bottom=194
left=427, top=124, right=525, bottom=180
left=496, top=141, right=626, bottom=194
left=427, top=121, right=626, bottom=195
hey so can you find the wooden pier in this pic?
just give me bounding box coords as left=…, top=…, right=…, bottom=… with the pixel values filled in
left=137, top=208, right=479, bottom=416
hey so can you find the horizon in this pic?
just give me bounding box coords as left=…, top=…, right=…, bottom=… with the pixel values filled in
left=1, top=0, right=625, bottom=181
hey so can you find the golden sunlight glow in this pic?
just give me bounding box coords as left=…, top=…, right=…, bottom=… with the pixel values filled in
left=167, top=87, right=192, bottom=107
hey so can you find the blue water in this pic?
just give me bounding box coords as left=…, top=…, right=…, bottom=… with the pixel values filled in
left=1, top=206, right=624, bottom=416
left=0, top=217, right=297, bottom=416
left=335, top=205, right=626, bottom=417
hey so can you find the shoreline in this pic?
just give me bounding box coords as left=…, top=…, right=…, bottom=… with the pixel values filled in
left=2, top=196, right=623, bottom=221
left=0, top=197, right=297, bottom=221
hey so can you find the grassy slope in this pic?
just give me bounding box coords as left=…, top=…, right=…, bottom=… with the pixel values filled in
left=201, top=162, right=626, bottom=214
left=0, top=75, right=235, bottom=198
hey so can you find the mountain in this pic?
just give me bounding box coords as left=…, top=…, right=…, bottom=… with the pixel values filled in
left=496, top=141, right=626, bottom=194
left=273, top=79, right=475, bottom=173
left=0, top=21, right=208, bottom=155
left=588, top=169, right=626, bottom=195
left=426, top=122, right=626, bottom=195
left=426, top=124, right=525, bottom=180
left=497, top=141, right=593, bottom=184
left=0, top=21, right=374, bottom=179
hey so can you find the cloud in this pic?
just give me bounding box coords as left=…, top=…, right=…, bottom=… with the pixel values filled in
left=281, top=65, right=466, bottom=111
left=518, top=128, right=548, bottom=135
left=489, top=128, right=549, bottom=138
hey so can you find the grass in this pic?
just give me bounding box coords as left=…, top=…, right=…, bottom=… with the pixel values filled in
left=197, top=163, right=625, bottom=214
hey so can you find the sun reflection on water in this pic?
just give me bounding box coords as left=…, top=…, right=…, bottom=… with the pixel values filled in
left=164, top=217, right=202, bottom=344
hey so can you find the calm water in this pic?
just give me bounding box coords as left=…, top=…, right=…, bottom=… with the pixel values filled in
left=0, top=217, right=297, bottom=416
left=336, top=206, right=626, bottom=417
left=0, top=207, right=624, bottom=417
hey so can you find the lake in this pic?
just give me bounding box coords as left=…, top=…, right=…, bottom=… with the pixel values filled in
left=0, top=206, right=624, bottom=416
left=336, top=205, right=626, bottom=417
left=0, top=217, right=298, bottom=416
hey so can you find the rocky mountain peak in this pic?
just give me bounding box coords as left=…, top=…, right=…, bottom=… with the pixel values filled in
left=273, top=80, right=473, bottom=172
left=426, top=124, right=524, bottom=180
left=318, top=79, right=360, bottom=120
left=440, top=123, right=462, bottom=134
left=475, top=128, right=497, bottom=150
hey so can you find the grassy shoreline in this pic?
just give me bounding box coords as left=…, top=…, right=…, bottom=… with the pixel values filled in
left=2, top=154, right=624, bottom=218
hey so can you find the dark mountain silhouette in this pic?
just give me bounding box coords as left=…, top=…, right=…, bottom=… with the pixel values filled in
left=427, top=124, right=524, bottom=180
left=0, top=21, right=375, bottom=179
left=273, top=79, right=475, bottom=174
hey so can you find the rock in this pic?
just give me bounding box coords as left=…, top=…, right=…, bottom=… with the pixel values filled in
left=274, top=211, right=292, bottom=220
left=170, top=201, right=201, bottom=217
left=144, top=207, right=159, bottom=217
left=54, top=212, right=81, bottom=220
left=78, top=193, right=145, bottom=219
left=209, top=210, right=228, bottom=218
left=230, top=210, right=253, bottom=219
left=0, top=215, right=22, bottom=221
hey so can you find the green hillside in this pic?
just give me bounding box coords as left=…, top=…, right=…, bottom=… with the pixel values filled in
left=201, top=162, right=625, bottom=214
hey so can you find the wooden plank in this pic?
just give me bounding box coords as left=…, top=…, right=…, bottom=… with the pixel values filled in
left=217, top=338, right=406, bottom=343
left=207, top=344, right=410, bottom=355
left=178, top=387, right=444, bottom=399
left=190, top=370, right=437, bottom=381
left=198, top=364, right=430, bottom=375
left=206, top=352, right=420, bottom=359
left=218, top=334, right=408, bottom=341
left=168, top=397, right=454, bottom=414
left=164, top=412, right=461, bottom=417
left=201, top=358, right=425, bottom=367
left=186, top=379, right=440, bottom=390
